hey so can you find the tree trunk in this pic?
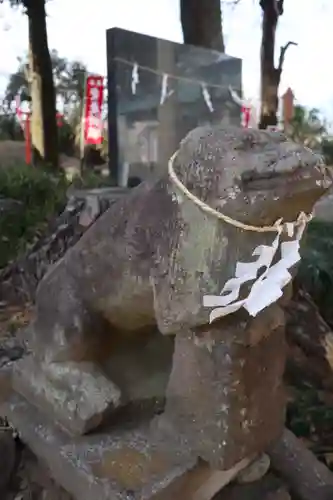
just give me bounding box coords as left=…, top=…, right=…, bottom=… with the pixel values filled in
left=259, top=0, right=282, bottom=129
left=268, top=428, right=333, bottom=500
left=180, top=0, right=225, bottom=52
left=26, top=0, right=59, bottom=168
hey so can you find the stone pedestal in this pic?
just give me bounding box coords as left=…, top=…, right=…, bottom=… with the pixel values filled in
left=3, top=315, right=287, bottom=499
left=4, top=393, right=253, bottom=500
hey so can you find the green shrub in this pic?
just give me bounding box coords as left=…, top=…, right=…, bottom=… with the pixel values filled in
left=71, top=170, right=115, bottom=189
left=286, top=385, right=333, bottom=439
left=0, top=163, right=68, bottom=267
left=298, top=219, right=333, bottom=325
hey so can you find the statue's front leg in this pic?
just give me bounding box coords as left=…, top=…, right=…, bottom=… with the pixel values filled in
left=156, top=309, right=286, bottom=476
left=12, top=273, right=121, bottom=436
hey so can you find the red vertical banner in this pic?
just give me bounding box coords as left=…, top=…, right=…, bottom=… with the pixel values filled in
left=56, top=112, right=64, bottom=127
left=241, top=105, right=251, bottom=128
left=83, top=75, right=104, bottom=146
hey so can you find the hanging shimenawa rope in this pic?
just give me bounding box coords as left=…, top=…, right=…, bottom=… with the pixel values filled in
left=113, top=57, right=231, bottom=91
left=167, top=151, right=312, bottom=233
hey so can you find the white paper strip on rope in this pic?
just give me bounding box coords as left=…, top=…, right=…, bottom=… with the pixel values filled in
left=160, top=74, right=169, bottom=105
left=229, top=85, right=259, bottom=129
left=203, top=214, right=309, bottom=321
left=229, top=86, right=243, bottom=107
left=201, top=84, right=214, bottom=112
left=131, top=63, right=139, bottom=95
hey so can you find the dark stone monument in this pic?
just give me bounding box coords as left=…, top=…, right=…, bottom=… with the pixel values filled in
left=106, top=27, right=242, bottom=185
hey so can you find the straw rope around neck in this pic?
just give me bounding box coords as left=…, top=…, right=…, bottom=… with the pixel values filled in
left=168, top=151, right=311, bottom=233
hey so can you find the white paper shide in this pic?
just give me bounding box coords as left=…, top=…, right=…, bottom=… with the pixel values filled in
left=203, top=213, right=311, bottom=322
left=131, top=63, right=140, bottom=95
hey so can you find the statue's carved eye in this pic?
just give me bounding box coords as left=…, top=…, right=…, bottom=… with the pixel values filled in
left=244, top=135, right=256, bottom=147
left=234, top=135, right=256, bottom=151
left=241, top=170, right=257, bottom=183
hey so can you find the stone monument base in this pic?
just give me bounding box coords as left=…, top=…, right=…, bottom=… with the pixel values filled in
left=4, top=393, right=253, bottom=500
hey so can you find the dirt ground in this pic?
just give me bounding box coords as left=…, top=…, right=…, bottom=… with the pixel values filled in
left=0, top=141, right=27, bottom=166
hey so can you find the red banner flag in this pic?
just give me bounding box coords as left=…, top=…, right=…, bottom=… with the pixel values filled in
left=83, top=75, right=104, bottom=145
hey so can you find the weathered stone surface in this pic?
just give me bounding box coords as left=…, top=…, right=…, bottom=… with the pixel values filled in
left=156, top=316, right=286, bottom=469
left=214, top=473, right=291, bottom=500
left=313, top=188, right=333, bottom=221
left=13, top=329, right=174, bottom=435
left=236, top=454, right=271, bottom=484
left=5, top=393, right=251, bottom=500
left=10, top=126, right=331, bottom=472
left=14, top=355, right=122, bottom=435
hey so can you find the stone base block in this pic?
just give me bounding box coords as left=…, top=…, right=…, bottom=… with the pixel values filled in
left=4, top=393, right=252, bottom=500
left=12, top=355, right=121, bottom=436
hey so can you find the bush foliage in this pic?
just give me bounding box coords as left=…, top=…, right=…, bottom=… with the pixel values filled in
left=0, top=163, right=68, bottom=267
left=299, top=219, right=333, bottom=325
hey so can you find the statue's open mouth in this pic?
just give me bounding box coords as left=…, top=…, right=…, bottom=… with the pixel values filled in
left=241, top=163, right=333, bottom=192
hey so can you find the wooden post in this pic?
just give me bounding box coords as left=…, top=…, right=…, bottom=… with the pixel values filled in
left=24, top=113, right=32, bottom=166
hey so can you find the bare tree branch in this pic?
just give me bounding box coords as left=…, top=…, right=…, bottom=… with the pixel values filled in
left=278, top=41, right=297, bottom=72
left=268, top=428, right=333, bottom=500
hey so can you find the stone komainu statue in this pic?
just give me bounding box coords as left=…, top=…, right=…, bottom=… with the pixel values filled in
left=11, top=125, right=332, bottom=498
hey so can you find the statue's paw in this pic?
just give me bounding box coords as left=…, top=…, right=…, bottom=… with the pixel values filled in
left=13, top=357, right=121, bottom=436
left=236, top=453, right=270, bottom=484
